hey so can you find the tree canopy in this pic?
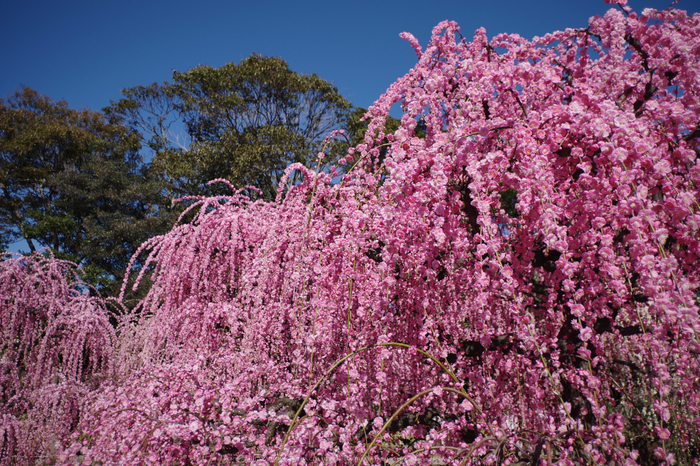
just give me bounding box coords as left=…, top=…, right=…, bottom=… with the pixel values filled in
left=109, top=54, right=358, bottom=199
left=0, top=86, right=173, bottom=292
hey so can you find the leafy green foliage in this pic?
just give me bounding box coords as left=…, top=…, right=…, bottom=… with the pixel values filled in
left=108, top=54, right=357, bottom=199
left=0, top=86, right=175, bottom=294
left=499, top=188, right=519, bottom=218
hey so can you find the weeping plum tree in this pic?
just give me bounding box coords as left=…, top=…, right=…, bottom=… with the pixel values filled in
left=2, top=1, right=700, bottom=465
left=0, top=252, right=115, bottom=465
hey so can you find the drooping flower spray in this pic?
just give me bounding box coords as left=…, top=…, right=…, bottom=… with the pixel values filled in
left=2, top=3, right=698, bottom=465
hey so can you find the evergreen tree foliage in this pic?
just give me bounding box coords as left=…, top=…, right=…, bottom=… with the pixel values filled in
left=108, top=54, right=357, bottom=199
left=0, top=86, right=174, bottom=293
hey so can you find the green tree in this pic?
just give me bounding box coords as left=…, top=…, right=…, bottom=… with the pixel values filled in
left=108, top=54, right=357, bottom=200
left=0, top=86, right=174, bottom=295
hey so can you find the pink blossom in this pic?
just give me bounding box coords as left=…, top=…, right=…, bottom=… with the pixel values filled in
left=5, top=4, right=700, bottom=465
left=579, top=327, right=593, bottom=342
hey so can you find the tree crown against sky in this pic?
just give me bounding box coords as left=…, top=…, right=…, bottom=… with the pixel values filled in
left=0, top=86, right=175, bottom=293
left=107, top=54, right=359, bottom=200
left=0, top=56, right=389, bottom=290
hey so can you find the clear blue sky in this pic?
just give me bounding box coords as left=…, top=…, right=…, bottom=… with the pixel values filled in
left=2, top=0, right=697, bottom=114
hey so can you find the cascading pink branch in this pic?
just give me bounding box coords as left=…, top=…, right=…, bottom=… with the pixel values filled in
left=2, top=3, right=693, bottom=465
left=0, top=251, right=116, bottom=466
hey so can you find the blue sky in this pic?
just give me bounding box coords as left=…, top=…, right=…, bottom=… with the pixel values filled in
left=3, top=0, right=698, bottom=115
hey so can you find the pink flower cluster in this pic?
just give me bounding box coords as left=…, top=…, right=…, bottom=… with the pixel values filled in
left=0, top=251, right=115, bottom=465
left=3, top=4, right=700, bottom=465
